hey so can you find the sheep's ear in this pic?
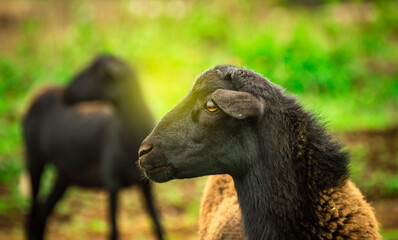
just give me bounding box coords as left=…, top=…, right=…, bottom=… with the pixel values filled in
left=211, top=89, right=265, bottom=120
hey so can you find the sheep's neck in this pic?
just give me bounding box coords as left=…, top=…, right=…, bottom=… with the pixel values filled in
left=115, top=92, right=153, bottom=127
left=233, top=140, right=348, bottom=239
left=113, top=93, right=154, bottom=150
left=233, top=167, right=314, bottom=240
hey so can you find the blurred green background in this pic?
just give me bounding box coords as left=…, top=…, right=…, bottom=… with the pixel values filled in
left=0, top=0, right=397, bottom=239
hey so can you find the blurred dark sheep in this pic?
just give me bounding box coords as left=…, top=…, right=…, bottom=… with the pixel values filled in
left=22, top=56, right=164, bottom=240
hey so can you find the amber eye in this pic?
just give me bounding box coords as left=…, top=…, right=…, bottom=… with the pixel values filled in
left=204, top=100, right=219, bottom=113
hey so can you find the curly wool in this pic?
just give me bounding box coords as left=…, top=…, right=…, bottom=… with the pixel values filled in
left=313, top=180, right=380, bottom=239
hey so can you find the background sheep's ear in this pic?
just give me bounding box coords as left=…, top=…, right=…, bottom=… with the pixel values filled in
left=211, top=89, right=265, bottom=120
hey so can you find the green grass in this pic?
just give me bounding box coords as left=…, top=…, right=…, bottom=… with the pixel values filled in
left=381, top=228, right=398, bottom=240
left=0, top=0, right=397, bottom=218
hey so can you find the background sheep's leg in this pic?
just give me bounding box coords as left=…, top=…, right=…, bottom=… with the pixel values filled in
left=109, top=189, right=119, bottom=240
left=26, top=159, right=44, bottom=240
left=141, top=181, right=164, bottom=240
left=36, top=177, right=68, bottom=240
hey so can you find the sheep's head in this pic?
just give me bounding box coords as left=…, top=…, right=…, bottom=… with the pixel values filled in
left=64, top=55, right=134, bottom=104
left=139, top=65, right=286, bottom=183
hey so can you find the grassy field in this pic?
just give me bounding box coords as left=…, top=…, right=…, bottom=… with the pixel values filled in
left=0, top=0, right=397, bottom=239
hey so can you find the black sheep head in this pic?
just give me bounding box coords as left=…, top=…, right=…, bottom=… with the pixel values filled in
left=64, top=55, right=134, bottom=105
left=138, top=65, right=288, bottom=183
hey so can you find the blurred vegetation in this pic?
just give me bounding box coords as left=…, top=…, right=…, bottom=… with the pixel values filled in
left=0, top=0, right=397, bottom=239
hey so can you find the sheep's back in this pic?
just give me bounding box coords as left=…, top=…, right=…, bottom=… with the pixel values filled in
left=199, top=175, right=245, bottom=240
left=33, top=98, right=124, bottom=188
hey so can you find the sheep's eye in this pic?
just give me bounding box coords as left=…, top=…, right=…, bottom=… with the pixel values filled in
left=204, top=100, right=219, bottom=113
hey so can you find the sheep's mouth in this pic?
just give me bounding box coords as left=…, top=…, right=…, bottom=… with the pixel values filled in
left=143, top=164, right=175, bottom=183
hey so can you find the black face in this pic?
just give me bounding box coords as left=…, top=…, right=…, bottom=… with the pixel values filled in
left=138, top=65, right=269, bottom=183
left=64, top=55, right=133, bottom=104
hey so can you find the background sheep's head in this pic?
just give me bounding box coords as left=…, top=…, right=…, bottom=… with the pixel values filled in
left=64, top=55, right=134, bottom=104
left=138, top=65, right=289, bottom=183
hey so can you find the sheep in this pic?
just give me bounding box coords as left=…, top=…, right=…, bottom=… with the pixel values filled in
left=137, top=65, right=381, bottom=240
left=23, top=56, right=164, bottom=240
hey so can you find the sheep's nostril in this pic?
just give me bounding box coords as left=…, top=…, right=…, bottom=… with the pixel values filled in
left=138, top=145, right=153, bottom=158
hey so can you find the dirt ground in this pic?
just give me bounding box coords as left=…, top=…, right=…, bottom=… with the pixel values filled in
left=1, top=190, right=398, bottom=240
left=0, top=178, right=205, bottom=240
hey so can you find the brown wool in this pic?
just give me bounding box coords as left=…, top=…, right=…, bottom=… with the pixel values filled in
left=199, top=175, right=246, bottom=240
